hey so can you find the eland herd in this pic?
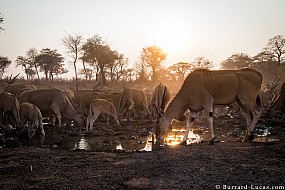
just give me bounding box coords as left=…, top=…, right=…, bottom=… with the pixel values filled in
left=0, top=68, right=284, bottom=147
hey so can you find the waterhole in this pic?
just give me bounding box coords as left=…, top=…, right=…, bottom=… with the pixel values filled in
left=58, top=133, right=155, bottom=152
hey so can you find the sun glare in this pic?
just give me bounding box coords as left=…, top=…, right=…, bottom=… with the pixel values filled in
left=149, top=19, right=191, bottom=55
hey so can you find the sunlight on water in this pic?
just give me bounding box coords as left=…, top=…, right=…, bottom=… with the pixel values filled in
left=115, top=132, right=155, bottom=152
left=165, top=129, right=202, bottom=146
left=74, top=136, right=91, bottom=150
left=186, top=131, right=202, bottom=145
left=71, top=132, right=155, bottom=152
left=140, top=132, right=155, bottom=152
left=116, top=143, right=123, bottom=150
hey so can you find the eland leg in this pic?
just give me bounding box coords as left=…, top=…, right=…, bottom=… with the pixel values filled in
left=86, top=115, right=96, bottom=132
left=206, top=108, right=215, bottom=145
left=202, top=97, right=215, bottom=144
left=86, top=116, right=90, bottom=132
left=237, top=97, right=261, bottom=142
left=39, top=123, right=45, bottom=138
left=106, top=115, right=111, bottom=126
left=89, top=111, right=101, bottom=131
left=51, top=104, right=62, bottom=128
left=88, top=116, right=96, bottom=132
left=112, top=113, right=120, bottom=126
left=39, top=122, right=45, bottom=148
left=181, top=111, right=198, bottom=145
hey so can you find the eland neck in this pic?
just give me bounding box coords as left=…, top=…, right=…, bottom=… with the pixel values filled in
left=164, top=90, right=189, bottom=123
left=65, top=99, right=82, bottom=126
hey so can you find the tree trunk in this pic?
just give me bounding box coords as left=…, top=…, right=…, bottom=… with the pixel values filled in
left=99, top=64, right=106, bottom=85
left=152, top=67, right=156, bottom=83
left=34, top=63, right=40, bottom=79
left=45, top=71, right=48, bottom=81
left=110, top=68, right=114, bottom=82
left=73, top=53, right=79, bottom=91
left=24, top=67, right=28, bottom=80
left=82, top=60, right=88, bottom=81
left=74, top=61, right=78, bottom=91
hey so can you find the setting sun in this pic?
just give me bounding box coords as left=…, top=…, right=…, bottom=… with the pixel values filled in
left=148, top=18, right=191, bottom=56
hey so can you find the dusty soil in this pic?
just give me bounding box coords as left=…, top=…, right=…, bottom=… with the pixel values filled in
left=1, top=112, right=285, bottom=190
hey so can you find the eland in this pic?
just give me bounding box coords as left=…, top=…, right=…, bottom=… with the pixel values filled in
left=150, top=83, right=170, bottom=120
left=155, top=68, right=262, bottom=144
left=17, top=88, right=83, bottom=128
left=86, top=98, right=120, bottom=132
left=20, top=102, right=45, bottom=145
left=118, top=87, right=150, bottom=121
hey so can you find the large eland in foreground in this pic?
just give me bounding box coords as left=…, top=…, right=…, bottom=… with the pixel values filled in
left=156, top=68, right=262, bottom=144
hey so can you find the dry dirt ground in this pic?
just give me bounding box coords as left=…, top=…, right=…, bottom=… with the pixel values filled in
left=1, top=112, right=285, bottom=190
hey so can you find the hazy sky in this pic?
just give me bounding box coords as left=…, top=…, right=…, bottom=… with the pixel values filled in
left=1, top=0, right=285, bottom=78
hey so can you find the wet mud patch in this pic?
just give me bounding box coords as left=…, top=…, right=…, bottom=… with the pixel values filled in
left=1, top=114, right=283, bottom=152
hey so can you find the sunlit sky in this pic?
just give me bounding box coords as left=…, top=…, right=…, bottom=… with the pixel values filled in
left=1, top=0, right=285, bottom=78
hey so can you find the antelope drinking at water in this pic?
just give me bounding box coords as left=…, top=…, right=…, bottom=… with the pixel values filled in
left=155, top=68, right=262, bottom=144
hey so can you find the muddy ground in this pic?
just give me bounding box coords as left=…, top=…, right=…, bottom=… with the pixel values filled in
left=1, top=112, right=285, bottom=190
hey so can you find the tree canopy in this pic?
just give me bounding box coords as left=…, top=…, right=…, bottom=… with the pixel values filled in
left=140, top=45, right=167, bottom=83
left=221, top=53, right=252, bottom=70
left=82, top=35, right=121, bottom=85
left=0, top=56, right=11, bottom=79
left=168, top=62, right=191, bottom=81
left=2, top=33, right=285, bottom=85
left=36, top=48, right=66, bottom=81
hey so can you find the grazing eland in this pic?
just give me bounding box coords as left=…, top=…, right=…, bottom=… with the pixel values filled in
left=150, top=83, right=170, bottom=119
left=86, top=98, right=120, bottom=132
left=3, top=83, right=37, bottom=95
left=20, top=102, right=45, bottom=139
left=0, top=92, right=21, bottom=128
left=119, top=87, right=150, bottom=121
left=155, top=68, right=262, bottom=144
left=17, top=88, right=83, bottom=128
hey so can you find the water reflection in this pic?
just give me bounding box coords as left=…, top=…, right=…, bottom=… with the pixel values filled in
left=165, top=129, right=202, bottom=146
left=74, top=136, right=91, bottom=150
left=70, top=132, right=155, bottom=152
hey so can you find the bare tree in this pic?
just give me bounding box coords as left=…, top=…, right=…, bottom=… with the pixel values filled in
left=140, top=46, right=167, bottom=83
left=264, top=35, right=285, bottom=65
left=63, top=33, right=83, bottom=91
